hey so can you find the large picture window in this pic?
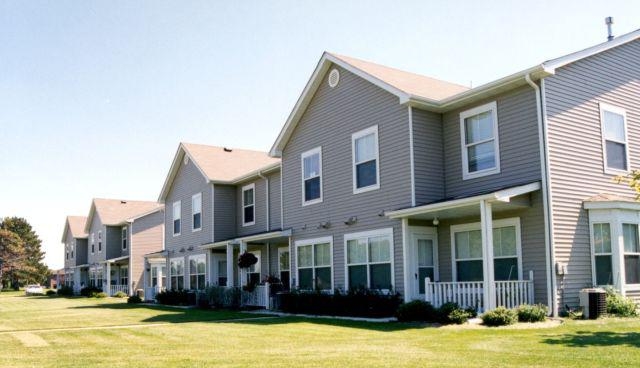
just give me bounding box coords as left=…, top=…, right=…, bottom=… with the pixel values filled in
left=170, top=258, right=184, bottom=290
left=301, top=147, right=322, bottom=204
left=623, top=224, right=640, bottom=285
left=192, top=193, right=202, bottom=231
left=189, top=255, right=206, bottom=290
left=345, top=229, right=393, bottom=290
left=296, top=238, right=332, bottom=291
left=600, top=103, right=628, bottom=173
left=352, top=125, right=380, bottom=193
left=173, top=201, right=181, bottom=236
left=460, top=101, right=500, bottom=179
left=242, top=184, right=255, bottom=226
left=593, top=223, right=613, bottom=285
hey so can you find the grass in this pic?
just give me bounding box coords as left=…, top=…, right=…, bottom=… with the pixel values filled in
left=1, top=291, right=640, bottom=367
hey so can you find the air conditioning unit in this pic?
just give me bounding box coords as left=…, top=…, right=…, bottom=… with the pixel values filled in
left=579, top=288, right=606, bottom=319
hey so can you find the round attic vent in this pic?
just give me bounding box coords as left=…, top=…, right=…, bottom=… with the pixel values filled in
left=183, top=156, right=189, bottom=165
left=328, top=68, right=340, bottom=88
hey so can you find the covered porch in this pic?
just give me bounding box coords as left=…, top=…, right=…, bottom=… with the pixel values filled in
left=144, top=251, right=167, bottom=301
left=388, top=182, right=544, bottom=312
left=103, top=256, right=130, bottom=296
left=203, top=229, right=292, bottom=309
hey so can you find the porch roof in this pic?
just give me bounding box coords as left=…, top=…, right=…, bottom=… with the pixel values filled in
left=202, top=228, right=292, bottom=249
left=386, top=181, right=540, bottom=220
left=105, top=255, right=129, bottom=263
left=73, top=263, right=89, bottom=269
left=144, top=250, right=167, bottom=260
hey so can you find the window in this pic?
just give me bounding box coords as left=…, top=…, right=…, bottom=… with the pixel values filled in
left=120, top=266, right=128, bottom=287
left=600, top=103, right=628, bottom=173
left=98, top=231, right=102, bottom=252
left=122, top=227, right=127, bottom=250
left=302, top=147, right=322, bottom=204
left=173, top=201, right=181, bottom=236
left=345, top=229, right=393, bottom=290
left=278, top=248, right=290, bottom=290
left=248, top=250, right=261, bottom=286
left=623, top=224, right=640, bottom=285
left=71, top=242, right=74, bottom=258
left=192, top=193, right=202, bottom=231
left=593, top=223, right=613, bottom=285
left=242, top=183, right=255, bottom=226
left=151, top=267, right=158, bottom=287
left=218, top=260, right=227, bottom=286
left=189, top=255, right=206, bottom=290
left=66, top=248, right=69, bottom=260
left=170, top=258, right=184, bottom=290
left=451, top=218, right=521, bottom=282
left=161, top=266, right=166, bottom=288
left=91, top=233, right=95, bottom=253
left=296, top=238, right=332, bottom=291
left=417, top=239, right=435, bottom=294
left=352, top=125, right=380, bottom=193
left=460, top=101, right=500, bottom=179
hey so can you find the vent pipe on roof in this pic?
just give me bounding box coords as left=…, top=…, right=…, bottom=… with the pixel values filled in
left=120, top=200, right=127, bottom=204
left=605, top=17, right=614, bottom=41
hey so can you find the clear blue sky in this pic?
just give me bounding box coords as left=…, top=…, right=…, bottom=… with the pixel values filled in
left=1, top=1, right=638, bottom=269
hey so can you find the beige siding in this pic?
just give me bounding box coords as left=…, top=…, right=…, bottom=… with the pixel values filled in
left=131, top=211, right=164, bottom=294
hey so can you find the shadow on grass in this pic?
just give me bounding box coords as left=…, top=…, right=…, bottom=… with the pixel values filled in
left=542, top=331, right=640, bottom=348
left=70, top=302, right=430, bottom=332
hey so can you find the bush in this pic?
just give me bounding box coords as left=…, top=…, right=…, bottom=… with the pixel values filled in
left=93, top=292, right=108, bottom=298
left=80, top=286, right=102, bottom=297
left=206, top=286, right=242, bottom=309
left=448, top=308, right=472, bottom=325
left=437, top=302, right=460, bottom=324
left=127, top=295, right=142, bottom=304
left=482, top=307, right=518, bottom=326
left=517, top=304, right=548, bottom=322
left=113, top=291, right=128, bottom=298
left=46, top=289, right=57, bottom=296
left=57, top=285, right=74, bottom=296
left=155, top=289, right=194, bottom=306
left=279, top=289, right=402, bottom=318
left=605, top=288, right=638, bottom=317
left=395, top=300, right=438, bottom=322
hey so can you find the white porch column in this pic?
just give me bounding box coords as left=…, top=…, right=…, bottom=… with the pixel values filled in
left=105, top=262, right=111, bottom=295
left=480, top=200, right=495, bottom=310
left=611, top=211, right=625, bottom=296
left=226, top=243, right=234, bottom=287
left=401, top=218, right=411, bottom=302
left=239, top=241, right=247, bottom=286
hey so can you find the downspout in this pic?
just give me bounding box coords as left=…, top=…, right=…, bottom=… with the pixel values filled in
left=259, top=172, right=270, bottom=232
left=525, top=73, right=557, bottom=316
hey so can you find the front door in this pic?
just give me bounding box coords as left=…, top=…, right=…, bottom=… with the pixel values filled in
left=409, top=228, right=438, bottom=300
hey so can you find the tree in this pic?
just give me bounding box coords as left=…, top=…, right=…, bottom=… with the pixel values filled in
left=0, top=217, right=49, bottom=286
left=615, top=171, right=640, bottom=198
left=0, top=229, right=26, bottom=289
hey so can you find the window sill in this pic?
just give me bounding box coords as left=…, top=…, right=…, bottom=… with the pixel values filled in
left=463, top=167, right=500, bottom=181
left=302, top=198, right=323, bottom=207
left=242, top=222, right=255, bottom=227
left=173, top=233, right=181, bottom=237
left=353, top=184, right=380, bottom=194
left=192, top=228, right=202, bottom=233
left=604, top=167, right=630, bottom=176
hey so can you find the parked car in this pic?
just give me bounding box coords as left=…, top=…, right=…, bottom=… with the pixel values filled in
left=25, top=285, right=44, bottom=295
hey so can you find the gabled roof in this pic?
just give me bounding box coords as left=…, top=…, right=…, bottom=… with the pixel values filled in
left=158, top=142, right=281, bottom=201
left=84, top=198, right=162, bottom=233
left=61, top=216, right=87, bottom=242
left=270, top=28, right=640, bottom=157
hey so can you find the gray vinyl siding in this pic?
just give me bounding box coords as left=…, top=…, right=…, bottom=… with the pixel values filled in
left=63, top=231, right=75, bottom=269
left=131, top=210, right=164, bottom=294
left=75, top=238, right=88, bottom=265
left=544, top=39, right=640, bottom=307
left=282, top=65, right=411, bottom=294
left=87, top=214, right=105, bottom=264
left=434, top=191, right=547, bottom=304
left=236, top=178, right=268, bottom=236
left=442, top=86, right=541, bottom=198
left=106, top=226, right=122, bottom=259
left=164, top=155, right=213, bottom=252
left=213, top=184, right=236, bottom=242
left=412, top=107, right=445, bottom=205
left=268, top=170, right=282, bottom=230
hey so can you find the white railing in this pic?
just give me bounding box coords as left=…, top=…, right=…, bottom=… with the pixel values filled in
left=242, top=283, right=270, bottom=309
left=145, top=286, right=164, bottom=301
left=425, top=271, right=535, bottom=312
left=425, top=278, right=484, bottom=311
left=110, top=285, right=129, bottom=296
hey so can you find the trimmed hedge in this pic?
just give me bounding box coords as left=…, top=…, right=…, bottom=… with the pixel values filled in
left=57, top=285, right=74, bottom=296
left=155, top=289, right=199, bottom=306
left=517, top=304, right=548, bottom=322
left=127, top=295, right=142, bottom=304
left=279, top=289, right=402, bottom=318
left=113, top=291, right=128, bottom=298
left=395, top=300, right=437, bottom=322
left=46, top=289, right=57, bottom=296
left=482, top=307, right=518, bottom=326
left=80, top=286, right=102, bottom=297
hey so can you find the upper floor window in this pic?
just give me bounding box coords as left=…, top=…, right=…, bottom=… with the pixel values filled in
left=242, top=183, right=255, bottom=226
left=302, top=147, right=322, bottom=205
left=122, top=227, right=127, bottom=250
left=192, top=193, right=202, bottom=231
left=460, top=101, right=500, bottom=180
left=91, top=233, right=95, bottom=253
left=173, top=201, right=181, bottom=236
left=71, top=242, right=74, bottom=258
left=600, top=102, right=628, bottom=173
left=98, top=231, right=102, bottom=252
left=352, top=125, right=380, bottom=193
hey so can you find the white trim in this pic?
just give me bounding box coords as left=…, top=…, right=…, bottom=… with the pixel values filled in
left=589, top=222, right=614, bottom=287
left=407, top=226, right=439, bottom=300
left=599, top=102, right=630, bottom=175
left=450, top=217, right=522, bottom=282
left=401, top=219, right=410, bottom=302
left=343, top=227, right=395, bottom=291
left=188, top=254, right=206, bottom=290
left=294, top=236, right=334, bottom=291
left=278, top=246, right=290, bottom=274
left=169, top=256, right=185, bottom=290
left=242, top=183, right=256, bottom=226
left=301, top=146, right=323, bottom=206
left=460, top=101, right=500, bottom=180
left=191, top=192, right=202, bottom=232
left=172, top=201, right=181, bottom=236
left=202, top=229, right=292, bottom=249
left=98, top=230, right=102, bottom=253
left=121, top=226, right=127, bottom=250
left=352, top=125, right=381, bottom=194
left=584, top=200, right=640, bottom=211
left=408, top=106, right=416, bottom=207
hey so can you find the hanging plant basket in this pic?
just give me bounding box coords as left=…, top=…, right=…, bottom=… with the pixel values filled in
left=238, top=251, right=258, bottom=269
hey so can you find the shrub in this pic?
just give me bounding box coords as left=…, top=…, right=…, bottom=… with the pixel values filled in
left=482, top=307, right=518, bottom=326
left=57, top=285, right=74, bottom=296
left=206, top=286, right=242, bottom=309
left=465, top=306, right=478, bottom=319
left=448, top=308, right=472, bottom=325
left=605, top=288, right=638, bottom=317
left=80, top=286, right=102, bottom=297
left=127, top=295, right=142, bottom=304
left=113, top=291, right=128, bottom=298
left=46, top=289, right=56, bottom=296
left=395, top=300, right=437, bottom=322
left=517, top=304, right=548, bottom=322
left=155, top=289, right=192, bottom=306
left=279, top=289, right=402, bottom=318
left=93, top=292, right=108, bottom=298
left=437, top=302, right=460, bottom=324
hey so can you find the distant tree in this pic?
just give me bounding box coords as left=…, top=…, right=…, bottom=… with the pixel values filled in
left=0, top=217, right=49, bottom=285
left=0, top=229, right=26, bottom=289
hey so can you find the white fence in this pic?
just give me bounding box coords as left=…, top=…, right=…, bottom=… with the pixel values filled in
left=242, top=283, right=270, bottom=309
left=109, top=285, right=129, bottom=296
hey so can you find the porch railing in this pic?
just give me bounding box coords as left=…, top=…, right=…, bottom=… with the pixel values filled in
left=425, top=271, right=535, bottom=312
left=110, top=285, right=129, bottom=296
left=241, top=283, right=270, bottom=309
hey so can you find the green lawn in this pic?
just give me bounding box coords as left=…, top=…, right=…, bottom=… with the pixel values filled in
left=1, top=291, right=639, bottom=367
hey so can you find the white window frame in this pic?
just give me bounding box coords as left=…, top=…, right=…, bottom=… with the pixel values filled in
left=122, top=226, right=127, bottom=250
left=352, top=125, right=380, bottom=194
left=91, top=233, right=95, bottom=254
left=192, top=193, right=202, bottom=232
left=295, top=236, right=334, bottom=291
left=172, top=201, right=181, bottom=236
left=188, top=254, right=206, bottom=290
left=450, top=217, right=522, bottom=281
left=343, top=228, right=394, bottom=291
left=460, top=101, right=501, bottom=180
left=590, top=222, right=614, bottom=287
left=301, top=147, right=323, bottom=206
left=622, top=223, right=640, bottom=287
left=120, top=266, right=128, bottom=286
left=169, top=257, right=185, bottom=290
left=599, top=102, right=629, bottom=175
left=278, top=247, right=290, bottom=274
left=242, top=183, right=255, bottom=226
left=98, top=231, right=102, bottom=253
left=71, top=241, right=75, bottom=259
